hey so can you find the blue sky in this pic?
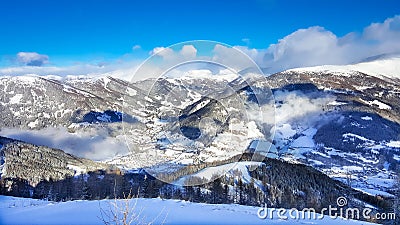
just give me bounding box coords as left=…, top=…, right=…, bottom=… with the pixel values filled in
left=0, top=0, right=399, bottom=73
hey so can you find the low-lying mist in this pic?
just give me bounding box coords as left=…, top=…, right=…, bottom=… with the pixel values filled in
left=0, top=125, right=129, bottom=161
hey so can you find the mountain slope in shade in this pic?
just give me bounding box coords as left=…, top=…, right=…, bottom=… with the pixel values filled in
left=0, top=136, right=109, bottom=187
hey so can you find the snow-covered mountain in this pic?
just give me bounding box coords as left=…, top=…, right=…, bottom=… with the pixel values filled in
left=287, top=56, right=400, bottom=81
left=0, top=57, right=399, bottom=223
left=267, top=59, right=400, bottom=198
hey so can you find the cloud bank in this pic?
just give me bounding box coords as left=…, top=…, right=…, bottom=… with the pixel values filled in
left=17, top=52, right=49, bottom=66
left=0, top=127, right=129, bottom=161
left=146, top=16, right=400, bottom=75
left=247, top=15, right=400, bottom=73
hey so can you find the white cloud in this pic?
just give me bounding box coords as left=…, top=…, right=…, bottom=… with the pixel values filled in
left=362, top=15, right=400, bottom=55
left=236, top=15, right=400, bottom=74
left=273, top=90, right=335, bottom=125
left=0, top=59, right=145, bottom=81
left=234, top=45, right=268, bottom=67
left=246, top=89, right=334, bottom=129
left=146, top=44, right=262, bottom=78
left=363, top=16, right=400, bottom=41
left=132, top=44, right=141, bottom=50
left=114, top=16, right=400, bottom=77
left=212, top=44, right=260, bottom=72
left=180, top=45, right=197, bottom=59
left=241, top=38, right=250, bottom=45
left=149, top=46, right=173, bottom=56
left=263, top=26, right=349, bottom=71
left=0, top=64, right=99, bottom=76
left=16, top=52, right=49, bottom=66
left=149, top=44, right=197, bottom=62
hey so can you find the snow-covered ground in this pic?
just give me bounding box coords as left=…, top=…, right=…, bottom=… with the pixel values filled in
left=0, top=196, right=374, bottom=225
left=287, top=57, right=400, bottom=80
left=174, top=161, right=262, bottom=186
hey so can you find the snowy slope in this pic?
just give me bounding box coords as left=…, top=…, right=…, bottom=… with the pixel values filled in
left=287, top=57, right=400, bottom=80
left=174, top=161, right=262, bottom=186
left=0, top=196, right=374, bottom=225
